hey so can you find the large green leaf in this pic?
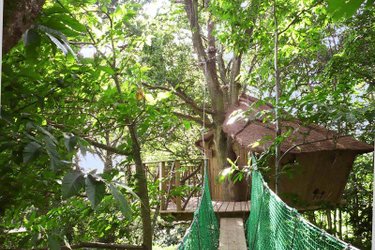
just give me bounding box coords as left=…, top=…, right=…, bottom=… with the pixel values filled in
left=23, top=142, right=42, bottom=163
left=47, top=234, right=61, bottom=250
left=44, top=135, right=61, bottom=171
left=63, top=133, right=77, bottom=152
left=36, top=125, right=58, bottom=144
left=327, top=0, right=365, bottom=21
left=37, top=25, right=77, bottom=58
left=85, top=174, right=106, bottom=208
left=62, top=171, right=85, bottom=199
left=46, top=33, right=69, bottom=55
left=109, top=184, right=132, bottom=219
left=24, top=28, right=41, bottom=59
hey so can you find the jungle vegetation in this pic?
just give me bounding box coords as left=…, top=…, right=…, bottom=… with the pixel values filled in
left=0, top=0, right=374, bottom=249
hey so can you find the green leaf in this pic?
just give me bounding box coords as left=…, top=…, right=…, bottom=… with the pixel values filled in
left=60, top=15, right=87, bottom=33
left=38, top=25, right=77, bottom=58
left=97, top=65, right=115, bottom=75
left=36, top=125, right=58, bottom=144
left=47, top=234, right=61, bottom=250
left=85, top=174, right=106, bottom=208
left=218, top=167, right=235, bottom=183
left=183, top=120, right=191, bottom=129
left=78, top=139, right=89, bottom=156
left=24, top=28, right=41, bottom=47
left=46, top=33, right=69, bottom=55
left=44, top=136, right=61, bottom=171
left=62, top=171, right=85, bottom=199
left=64, top=133, right=77, bottom=152
left=114, top=182, right=139, bottom=200
left=327, top=0, right=365, bottom=21
left=23, top=142, right=42, bottom=163
left=109, top=184, right=132, bottom=219
left=24, top=28, right=41, bottom=59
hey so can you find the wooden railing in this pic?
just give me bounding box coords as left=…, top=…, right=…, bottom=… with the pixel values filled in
left=143, top=159, right=205, bottom=211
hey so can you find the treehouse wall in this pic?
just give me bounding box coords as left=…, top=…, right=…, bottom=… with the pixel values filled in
left=203, top=133, right=357, bottom=208
left=248, top=149, right=357, bottom=210
left=272, top=150, right=357, bottom=210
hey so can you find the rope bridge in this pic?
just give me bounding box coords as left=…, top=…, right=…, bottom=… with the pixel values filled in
left=178, top=167, right=220, bottom=250
left=246, top=167, right=358, bottom=250
left=178, top=157, right=358, bottom=250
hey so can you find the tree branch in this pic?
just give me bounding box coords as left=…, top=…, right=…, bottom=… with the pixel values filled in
left=184, top=0, right=207, bottom=61
left=184, top=0, right=225, bottom=118
left=142, top=82, right=214, bottom=115
left=47, top=121, right=131, bottom=156
left=229, top=52, right=242, bottom=106
left=278, top=0, right=323, bottom=35
left=173, top=111, right=213, bottom=128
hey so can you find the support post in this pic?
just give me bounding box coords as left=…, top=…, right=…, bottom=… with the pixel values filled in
left=159, top=161, right=167, bottom=210
left=175, top=160, right=182, bottom=211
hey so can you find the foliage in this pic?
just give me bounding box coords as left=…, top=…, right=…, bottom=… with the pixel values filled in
left=0, top=0, right=373, bottom=249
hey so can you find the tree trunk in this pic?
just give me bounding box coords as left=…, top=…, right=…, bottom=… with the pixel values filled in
left=184, top=0, right=242, bottom=201
left=128, top=124, right=152, bottom=250
left=103, top=152, right=113, bottom=172
left=326, top=209, right=332, bottom=233
left=338, top=208, right=343, bottom=239
left=103, top=131, right=114, bottom=172
left=3, top=0, right=45, bottom=53
left=307, top=211, right=316, bottom=225
left=333, top=209, right=337, bottom=236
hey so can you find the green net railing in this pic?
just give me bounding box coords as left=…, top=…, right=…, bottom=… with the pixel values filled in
left=246, top=159, right=358, bottom=250
left=178, top=166, right=219, bottom=250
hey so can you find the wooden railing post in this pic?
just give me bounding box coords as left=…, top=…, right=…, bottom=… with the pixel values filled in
left=159, top=161, right=167, bottom=210
left=175, top=160, right=182, bottom=211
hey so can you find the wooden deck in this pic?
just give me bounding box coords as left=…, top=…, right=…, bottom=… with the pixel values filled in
left=159, top=197, right=250, bottom=220
left=219, top=218, right=247, bottom=250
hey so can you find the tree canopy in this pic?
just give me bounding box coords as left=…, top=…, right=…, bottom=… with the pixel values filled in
left=0, top=0, right=373, bottom=249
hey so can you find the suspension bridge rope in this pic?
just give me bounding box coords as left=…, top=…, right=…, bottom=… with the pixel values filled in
left=177, top=167, right=219, bottom=250
left=246, top=155, right=359, bottom=250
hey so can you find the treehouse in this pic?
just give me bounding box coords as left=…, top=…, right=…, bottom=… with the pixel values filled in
left=196, top=94, right=373, bottom=210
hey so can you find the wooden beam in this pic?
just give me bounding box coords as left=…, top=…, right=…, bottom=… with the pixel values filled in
left=175, top=160, right=182, bottom=211
left=159, top=161, right=167, bottom=210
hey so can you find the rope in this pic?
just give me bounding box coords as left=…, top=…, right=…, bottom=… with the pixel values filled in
left=245, top=156, right=359, bottom=250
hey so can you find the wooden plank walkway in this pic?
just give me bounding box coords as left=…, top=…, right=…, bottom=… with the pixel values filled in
left=219, top=218, right=247, bottom=250
left=159, top=198, right=250, bottom=220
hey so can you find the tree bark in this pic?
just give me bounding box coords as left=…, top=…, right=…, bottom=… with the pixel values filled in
left=103, top=131, right=114, bottom=172
left=326, top=209, right=332, bottom=232
left=128, top=124, right=152, bottom=250
left=338, top=208, right=343, bottom=239
left=184, top=0, right=235, bottom=200
left=229, top=54, right=242, bottom=106
left=3, top=0, right=45, bottom=54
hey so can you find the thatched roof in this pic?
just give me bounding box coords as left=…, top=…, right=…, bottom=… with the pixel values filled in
left=222, top=95, right=373, bottom=154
